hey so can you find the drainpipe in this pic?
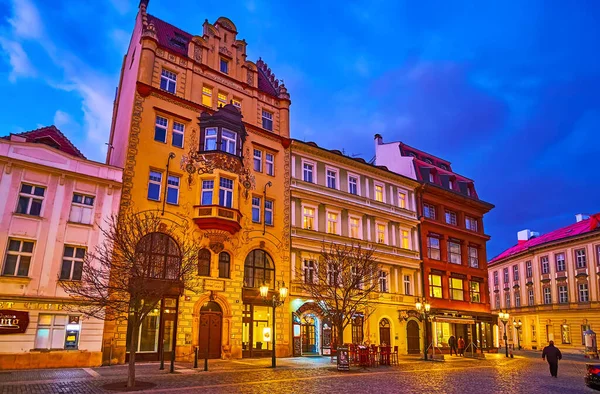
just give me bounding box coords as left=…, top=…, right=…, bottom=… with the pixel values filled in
left=162, top=152, right=176, bottom=216
left=263, top=181, right=272, bottom=235
left=415, top=184, right=428, bottom=359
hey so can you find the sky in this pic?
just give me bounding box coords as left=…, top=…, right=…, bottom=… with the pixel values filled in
left=0, top=0, right=598, bottom=258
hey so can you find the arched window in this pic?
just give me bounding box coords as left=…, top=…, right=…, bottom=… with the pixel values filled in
left=244, top=249, right=274, bottom=288
left=136, top=232, right=181, bottom=280
left=218, top=252, right=230, bottom=278
left=198, top=249, right=211, bottom=276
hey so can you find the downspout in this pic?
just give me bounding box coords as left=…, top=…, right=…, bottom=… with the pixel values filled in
left=415, top=184, right=428, bottom=359
left=162, top=152, right=176, bottom=216
left=263, top=181, right=272, bottom=235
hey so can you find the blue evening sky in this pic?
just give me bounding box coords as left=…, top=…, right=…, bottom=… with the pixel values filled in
left=0, top=0, right=598, bottom=258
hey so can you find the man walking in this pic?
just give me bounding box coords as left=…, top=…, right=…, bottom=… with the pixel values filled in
left=542, top=340, right=562, bottom=378
left=448, top=335, right=457, bottom=356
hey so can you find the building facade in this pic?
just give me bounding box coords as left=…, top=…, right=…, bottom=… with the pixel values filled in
left=104, top=0, right=292, bottom=363
left=290, top=140, right=423, bottom=355
left=0, top=127, right=122, bottom=369
left=488, top=214, right=600, bottom=353
left=375, top=135, right=496, bottom=353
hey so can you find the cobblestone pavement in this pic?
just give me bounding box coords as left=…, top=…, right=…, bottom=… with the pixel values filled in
left=0, top=353, right=597, bottom=393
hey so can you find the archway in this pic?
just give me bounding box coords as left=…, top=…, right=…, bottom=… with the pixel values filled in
left=199, top=301, right=222, bottom=359
left=293, top=302, right=329, bottom=356
left=407, top=319, right=421, bottom=354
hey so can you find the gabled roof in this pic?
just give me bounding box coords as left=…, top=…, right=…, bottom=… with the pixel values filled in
left=489, top=213, right=600, bottom=265
left=2, top=125, right=86, bottom=159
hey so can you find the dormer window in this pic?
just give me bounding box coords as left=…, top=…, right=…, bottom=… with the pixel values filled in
left=448, top=180, right=453, bottom=190
left=198, top=105, right=246, bottom=158
left=428, top=172, right=434, bottom=183
left=424, top=158, right=433, bottom=165
left=408, top=152, right=417, bottom=158
left=439, top=164, right=448, bottom=170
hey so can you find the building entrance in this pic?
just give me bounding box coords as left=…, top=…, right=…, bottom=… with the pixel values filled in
left=198, top=301, right=222, bottom=359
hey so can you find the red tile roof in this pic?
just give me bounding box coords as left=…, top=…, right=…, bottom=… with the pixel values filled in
left=2, top=125, right=86, bottom=159
left=489, top=213, right=600, bottom=265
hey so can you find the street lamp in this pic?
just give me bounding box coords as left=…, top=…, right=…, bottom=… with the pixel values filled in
left=498, top=310, right=510, bottom=357
left=512, top=319, right=523, bottom=350
left=415, top=297, right=431, bottom=361
left=260, top=280, right=288, bottom=368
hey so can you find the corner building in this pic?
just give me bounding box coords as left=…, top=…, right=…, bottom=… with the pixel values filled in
left=290, top=140, right=423, bottom=355
left=375, top=135, right=496, bottom=353
left=105, top=0, right=292, bottom=362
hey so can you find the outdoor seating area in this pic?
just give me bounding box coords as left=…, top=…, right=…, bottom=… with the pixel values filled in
left=332, top=344, right=399, bottom=367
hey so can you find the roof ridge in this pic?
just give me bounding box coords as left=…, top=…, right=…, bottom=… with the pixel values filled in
left=2, top=125, right=86, bottom=160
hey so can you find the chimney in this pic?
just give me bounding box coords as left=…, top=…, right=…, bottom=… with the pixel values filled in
left=575, top=214, right=590, bottom=223
left=517, top=229, right=538, bottom=244
left=374, top=134, right=383, bottom=145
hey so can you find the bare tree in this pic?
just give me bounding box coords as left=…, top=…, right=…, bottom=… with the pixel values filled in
left=60, top=209, right=201, bottom=388
left=299, top=242, right=381, bottom=346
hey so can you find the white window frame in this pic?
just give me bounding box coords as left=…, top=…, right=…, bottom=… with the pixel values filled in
left=172, top=122, right=184, bottom=148
left=578, top=283, right=589, bottom=302
left=252, top=196, right=261, bottom=223
left=423, top=203, right=436, bottom=220
left=253, top=149, right=263, bottom=172
left=555, top=253, right=566, bottom=272
left=400, top=229, right=410, bottom=249
left=398, top=191, right=407, bottom=209
left=265, top=153, right=274, bottom=176
left=445, top=210, right=457, bottom=226
left=403, top=274, right=412, bottom=295
left=326, top=209, right=340, bottom=235
left=2, top=238, right=34, bottom=277
left=376, top=222, right=387, bottom=244
left=166, top=175, right=180, bottom=205
left=515, top=291, right=521, bottom=307
left=575, top=249, right=587, bottom=269
left=154, top=115, right=168, bottom=143
left=465, top=216, right=478, bottom=231
left=303, top=259, right=316, bottom=284
left=347, top=173, right=360, bottom=196
left=379, top=270, right=389, bottom=293
left=160, top=69, right=177, bottom=93
left=526, top=261, right=533, bottom=278
left=221, top=129, right=237, bottom=154
left=262, top=109, right=273, bottom=131
left=69, top=193, right=95, bottom=224
left=349, top=215, right=362, bottom=239
left=374, top=182, right=385, bottom=203
left=218, top=177, right=234, bottom=208
left=540, top=256, right=550, bottom=274
left=35, top=314, right=67, bottom=350
left=505, top=291, right=511, bottom=308
left=301, top=159, right=316, bottom=183
left=427, top=236, right=441, bottom=260
left=558, top=285, right=568, bottom=304
left=448, top=241, right=462, bottom=264
left=264, top=199, right=273, bottom=226
left=302, top=204, right=317, bottom=231
left=204, top=127, right=218, bottom=151
left=147, top=171, right=162, bottom=201
left=513, top=265, right=519, bottom=281
left=543, top=287, right=552, bottom=304
left=325, top=167, right=338, bottom=190
left=528, top=289, right=535, bottom=306
left=60, top=245, right=86, bottom=281
left=201, top=180, right=214, bottom=205
left=468, top=246, right=479, bottom=268
left=16, top=183, right=45, bottom=216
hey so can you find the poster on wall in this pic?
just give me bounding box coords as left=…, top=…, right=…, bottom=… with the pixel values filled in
left=263, top=327, right=271, bottom=342
left=0, top=310, right=29, bottom=334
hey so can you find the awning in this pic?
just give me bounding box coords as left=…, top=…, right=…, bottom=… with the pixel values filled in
left=433, top=316, right=476, bottom=325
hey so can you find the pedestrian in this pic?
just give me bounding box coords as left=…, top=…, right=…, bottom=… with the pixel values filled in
left=542, top=340, right=562, bottom=378
left=448, top=335, right=457, bottom=356
left=458, top=336, right=465, bottom=357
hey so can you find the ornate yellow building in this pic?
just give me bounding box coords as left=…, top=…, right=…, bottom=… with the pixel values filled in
left=104, top=1, right=292, bottom=362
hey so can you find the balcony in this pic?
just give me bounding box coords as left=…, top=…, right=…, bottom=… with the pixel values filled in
left=192, top=205, right=242, bottom=234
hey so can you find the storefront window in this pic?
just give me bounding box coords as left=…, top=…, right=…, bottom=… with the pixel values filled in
left=561, top=324, right=571, bottom=344
left=35, top=314, right=67, bottom=349
left=242, top=304, right=272, bottom=355
left=435, top=322, right=452, bottom=347
left=126, top=303, right=161, bottom=353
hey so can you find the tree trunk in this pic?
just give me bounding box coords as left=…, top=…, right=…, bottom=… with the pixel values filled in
left=127, top=316, right=139, bottom=388
left=337, top=322, right=345, bottom=346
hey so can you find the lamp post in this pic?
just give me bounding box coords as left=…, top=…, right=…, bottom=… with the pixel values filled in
left=512, top=319, right=522, bottom=350
left=498, top=310, right=510, bottom=358
left=260, top=280, right=288, bottom=368
left=415, top=297, right=431, bottom=361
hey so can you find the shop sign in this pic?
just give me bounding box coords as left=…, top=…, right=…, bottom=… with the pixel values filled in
left=0, top=310, right=29, bottom=334
left=337, top=346, right=350, bottom=371
left=262, top=327, right=271, bottom=342
left=204, top=279, right=225, bottom=291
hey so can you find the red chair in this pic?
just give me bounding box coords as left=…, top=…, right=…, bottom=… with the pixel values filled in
left=391, top=346, right=399, bottom=365
left=379, top=346, right=391, bottom=366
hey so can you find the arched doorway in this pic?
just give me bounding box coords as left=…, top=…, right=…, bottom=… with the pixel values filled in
left=301, top=314, right=318, bottom=354
left=379, top=319, right=391, bottom=345
left=199, top=301, right=222, bottom=359
left=407, top=320, right=420, bottom=354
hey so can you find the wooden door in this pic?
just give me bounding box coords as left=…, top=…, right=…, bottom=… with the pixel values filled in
left=199, top=312, right=222, bottom=359
left=302, top=324, right=316, bottom=353
left=380, top=326, right=391, bottom=346
left=407, top=320, right=420, bottom=354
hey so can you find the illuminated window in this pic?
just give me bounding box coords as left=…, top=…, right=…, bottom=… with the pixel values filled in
left=303, top=207, right=315, bottom=230
left=398, top=192, right=406, bottom=209
left=429, top=274, right=442, bottom=298
left=401, top=230, right=410, bottom=249
left=349, top=217, right=360, bottom=238
left=232, top=98, right=241, bottom=110
left=561, top=325, right=571, bottom=344
left=376, top=223, right=386, bottom=244
left=218, top=92, right=227, bottom=108
left=327, top=212, right=339, bottom=235
left=202, top=86, right=212, bottom=107
left=450, top=278, right=464, bottom=300
left=374, top=184, right=384, bottom=202
left=469, top=281, right=480, bottom=303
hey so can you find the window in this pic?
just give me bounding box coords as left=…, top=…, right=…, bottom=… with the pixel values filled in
left=244, top=249, right=275, bottom=288
left=428, top=173, right=434, bottom=183
left=2, top=239, right=33, bottom=277
left=35, top=315, right=67, bottom=350
left=172, top=122, right=184, bottom=148
left=398, top=192, right=407, bottom=209
left=218, top=92, right=227, bottom=108
left=327, top=263, right=339, bottom=286
left=526, top=261, right=532, bottom=278
left=543, top=287, right=552, bottom=304
left=578, top=283, right=589, bottom=302
left=218, top=252, right=230, bottom=278
left=16, top=184, right=45, bottom=216
left=198, top=249, right=211, bottom=276
left=349, top=217, right=360, bottom=239
left=204, top=127, right=218, bottom=151
left=468, top=246, right=479, bottom=268
left=531, top=324, right=537, bottom=342
left=154, top=116, right=168, bottom=143
left=166, top=175, right=180, bottom=205
left=493, top=271, right=499, bottom=286
left=513, top=265, right=519, bottom=281
left=450, top=278, right=464, bottom=300
left=302, top=162, right=314, bottom=183
left=220, top=58, right=229, bottom=74
left=202, top=86, right=212, bottom=107
left=262, top=110, right=273, bottom=131
left=429, top=274, right=442, bottom=298
left=427, top=237, right=440, bottom=260
left=326, top=169, right=337, bottom=189
left=219, top=178, right=233, bottom=208
left=374, top=184, right=384, bottom=202
left=348, top=176, right=358, bottom=195
left=376, top=223, right=386, bottom=244
left=503, top=268, right=509, bottom=284
left=575, top=249, right=587, bottom=269
left=69, top=193, right=94, bottom=224
left=352, top=316, right=364, bottom=344
left=265, top=153, right=274, bottom=176
left=201, top=180, right=213, bottom=205
left=303, top=207, right=315, bottom=230
left=558, top=285, right=568, bottom=304
left=495, top=294, right=500, bottom=309
left=220, top=129, right=237, bottom=154
left=445, top=210, right=457, bottom=226
left=136, top=233, right=181, bottom=280
left=260, top=199, right=272, bottom=226
left=561, top=325, right=571, bottom=344
left=160, top=69, right=176, bottom=93
left=540, top=256, right=549, bottom=274
left=470, top=281, right=481, bottom=303
left=404, top=275, right=412, bottom=295
left=505, top=292, right=511, bottom=308
left=401, top=230, right=410, bottom=249
left=253, top=149, right=263, bottom=172
left=555, top=253, right=566, bottom=272
left=232, top=98, right=241, bottom=110
left=465, top=216, right=478, bottom=231
left=327, top=212, right=339, bottom=234
left=60, top=246, right=85, bottom=281
left=423, top=203, right=436, bottom=219
left=448, top=241, right=461, bottom=264
left=147, top=171, right=162, bottom=201
left=303, top=260, right=316, bottom=284
left=379, top=271, right=388, bottom=293
left=597, top=245, right=600, bottom=265
left=252, top=197, right=261, bottom=223
left=515, top=291, right=520, bottom=307
left=528, top=289, right=535, bottom=306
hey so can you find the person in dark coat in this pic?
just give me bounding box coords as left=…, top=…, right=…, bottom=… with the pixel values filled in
left=458, top=336, right=465, bottom=357
left=542, top=340, right=562, bottom=378
left=448, top=335, right=457, bottom=356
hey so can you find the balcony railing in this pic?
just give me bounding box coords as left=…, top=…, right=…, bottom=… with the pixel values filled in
left=192, top=205, right=242, bottom=234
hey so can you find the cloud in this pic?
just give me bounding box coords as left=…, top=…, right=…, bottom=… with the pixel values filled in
left=7, top=0, right=43, bottom=39
left=107, top=0, right=133, bottom=15
left=110, top=28, right=130, bottom=55
left=0, top=38, right=36, bottom=81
